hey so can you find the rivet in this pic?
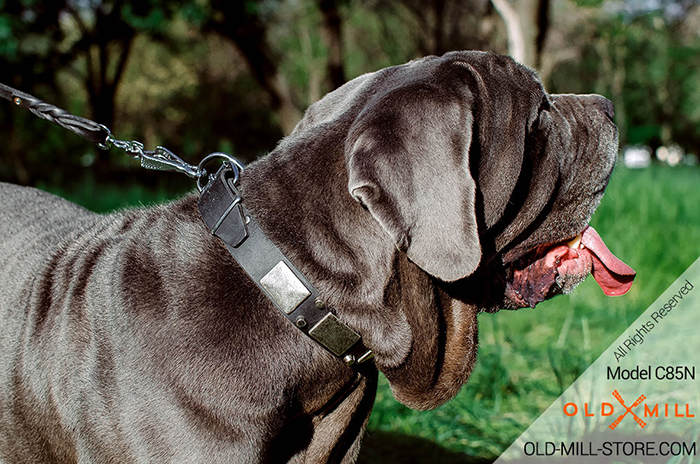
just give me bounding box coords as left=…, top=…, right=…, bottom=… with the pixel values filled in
left=343, top=354, right=356, bottom=366
left=13, top=97, right=22, bottom=106
left=295, top=316, right=307, bottom=328
left=314, top=298, right=325, bottom=309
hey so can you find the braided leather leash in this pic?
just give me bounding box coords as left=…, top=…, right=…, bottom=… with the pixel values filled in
left=0, top=82, right=108, bottom=144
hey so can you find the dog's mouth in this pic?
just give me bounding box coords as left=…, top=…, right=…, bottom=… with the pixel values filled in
left=504, top=226, right=635, bottom=308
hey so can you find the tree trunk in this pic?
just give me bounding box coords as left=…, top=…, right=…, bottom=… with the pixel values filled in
left=208, top=0, right=302, bottom=135
left=491, top=0, right=550, bottom=68
left=431, top=0, right=447, bottom=54
left=491, top=0, right=527, bottom=64
left=318, top=0, right=346, bottom=90
left=68, top=3, right=136, bottom=177
left=87, top=33, right=134, bottom=177
left=534, top=0, right=550, bottom=69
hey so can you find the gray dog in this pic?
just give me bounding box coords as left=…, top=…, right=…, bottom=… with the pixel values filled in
left=0, top=51, right=634, bottom=463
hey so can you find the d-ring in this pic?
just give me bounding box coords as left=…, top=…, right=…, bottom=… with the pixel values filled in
left=196, top=152, right=245, bottom=191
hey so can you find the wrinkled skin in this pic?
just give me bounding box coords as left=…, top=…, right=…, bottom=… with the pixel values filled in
left=0, top=52, right=631, bottom=463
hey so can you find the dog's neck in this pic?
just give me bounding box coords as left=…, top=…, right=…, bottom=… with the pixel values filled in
left=237, top=134, right=395, bottom=311
left=233, top=137, right=408, bottom=361
left=225, top=136, right=479, bottom=410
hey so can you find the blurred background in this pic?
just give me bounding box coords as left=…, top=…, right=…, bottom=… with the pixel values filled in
left=0, top=0, right=699, bottom=462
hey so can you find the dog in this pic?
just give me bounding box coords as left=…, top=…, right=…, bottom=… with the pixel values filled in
left=0, top=51, right=634, bottom=463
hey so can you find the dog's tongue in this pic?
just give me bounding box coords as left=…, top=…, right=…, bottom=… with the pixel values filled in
left=580, top=226, right=635, bottom=296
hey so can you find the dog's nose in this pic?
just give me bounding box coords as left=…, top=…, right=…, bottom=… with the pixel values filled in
left=574, top=94, right=615, bottom=119
left=590, top=94, right=615, bottom=119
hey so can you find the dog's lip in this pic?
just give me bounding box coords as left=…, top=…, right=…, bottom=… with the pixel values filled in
left=504, top=225, right=635, bottom=308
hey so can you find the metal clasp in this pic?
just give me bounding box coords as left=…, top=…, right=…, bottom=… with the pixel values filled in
left=96, top=124, right=245, bottom=191
left=140, top=146, right=199, bottom=178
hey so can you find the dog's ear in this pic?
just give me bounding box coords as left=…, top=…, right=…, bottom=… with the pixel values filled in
left=345, top=83, right=480, bottom=282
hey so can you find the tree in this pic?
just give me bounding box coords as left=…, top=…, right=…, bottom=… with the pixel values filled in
left=63, top=1, right=186, bottom=173
left=544, top=1, right=700, bottom=156
left=0, top=0, right=196, bottom=184
left=206, top=0, right=302, bottom=134
left=318, top=0, right=347, bottom=90
left=490, top=0, right=551, bottom=68
left=369, top=0, right=500, bottom=57
left=0, top=0, right=78, bottom=184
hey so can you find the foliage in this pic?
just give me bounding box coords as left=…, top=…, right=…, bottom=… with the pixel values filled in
left=0, top=0, right=193, bottom=185
left=2, top=0, right=700, bottom=189
left=546, top=3, right=700, bottom=154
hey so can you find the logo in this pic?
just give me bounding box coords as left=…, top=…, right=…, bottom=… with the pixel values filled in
left=563, top=390, right=694, bottom=430
left=609, top=390, right=646, bottom=429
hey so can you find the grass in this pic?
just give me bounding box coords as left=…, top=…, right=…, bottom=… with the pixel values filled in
left=38, top=176, right=193, bottom=214
left=38, top=163, right=700, bottom=461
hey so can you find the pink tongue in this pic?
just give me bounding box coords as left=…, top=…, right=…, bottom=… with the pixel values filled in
left=580, top=226, right=635, bottom=296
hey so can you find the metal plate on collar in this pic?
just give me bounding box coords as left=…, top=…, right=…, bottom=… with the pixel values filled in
left=308, top=313, right=361, bottom=356
left=260, top=261, right=311, bottom=314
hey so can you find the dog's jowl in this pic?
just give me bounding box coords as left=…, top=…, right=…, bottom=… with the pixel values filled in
left=0, top=51, right=634, bottom=463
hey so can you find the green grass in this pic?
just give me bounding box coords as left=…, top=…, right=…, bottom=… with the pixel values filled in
left=39, top=163, right=700, bottom=462
left=38, top=177, right=193, bottom=214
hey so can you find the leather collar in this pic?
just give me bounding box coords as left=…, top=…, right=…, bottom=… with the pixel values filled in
left=198, top=164, right=373, bottom=367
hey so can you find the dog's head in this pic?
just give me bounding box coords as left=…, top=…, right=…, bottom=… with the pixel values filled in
left=273, top=51, right=634, bottom=409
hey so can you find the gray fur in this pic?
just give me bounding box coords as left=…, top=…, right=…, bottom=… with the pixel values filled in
left=0, top=51, right=619, bottom=462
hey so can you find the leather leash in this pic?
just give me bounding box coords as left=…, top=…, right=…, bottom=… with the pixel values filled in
left=1, top=82, right=373, bottom=367
left=1, top=82, right=107, bottom=144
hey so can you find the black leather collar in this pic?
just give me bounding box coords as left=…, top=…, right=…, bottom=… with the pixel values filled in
left=198, top=164, right=373, bottom=367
